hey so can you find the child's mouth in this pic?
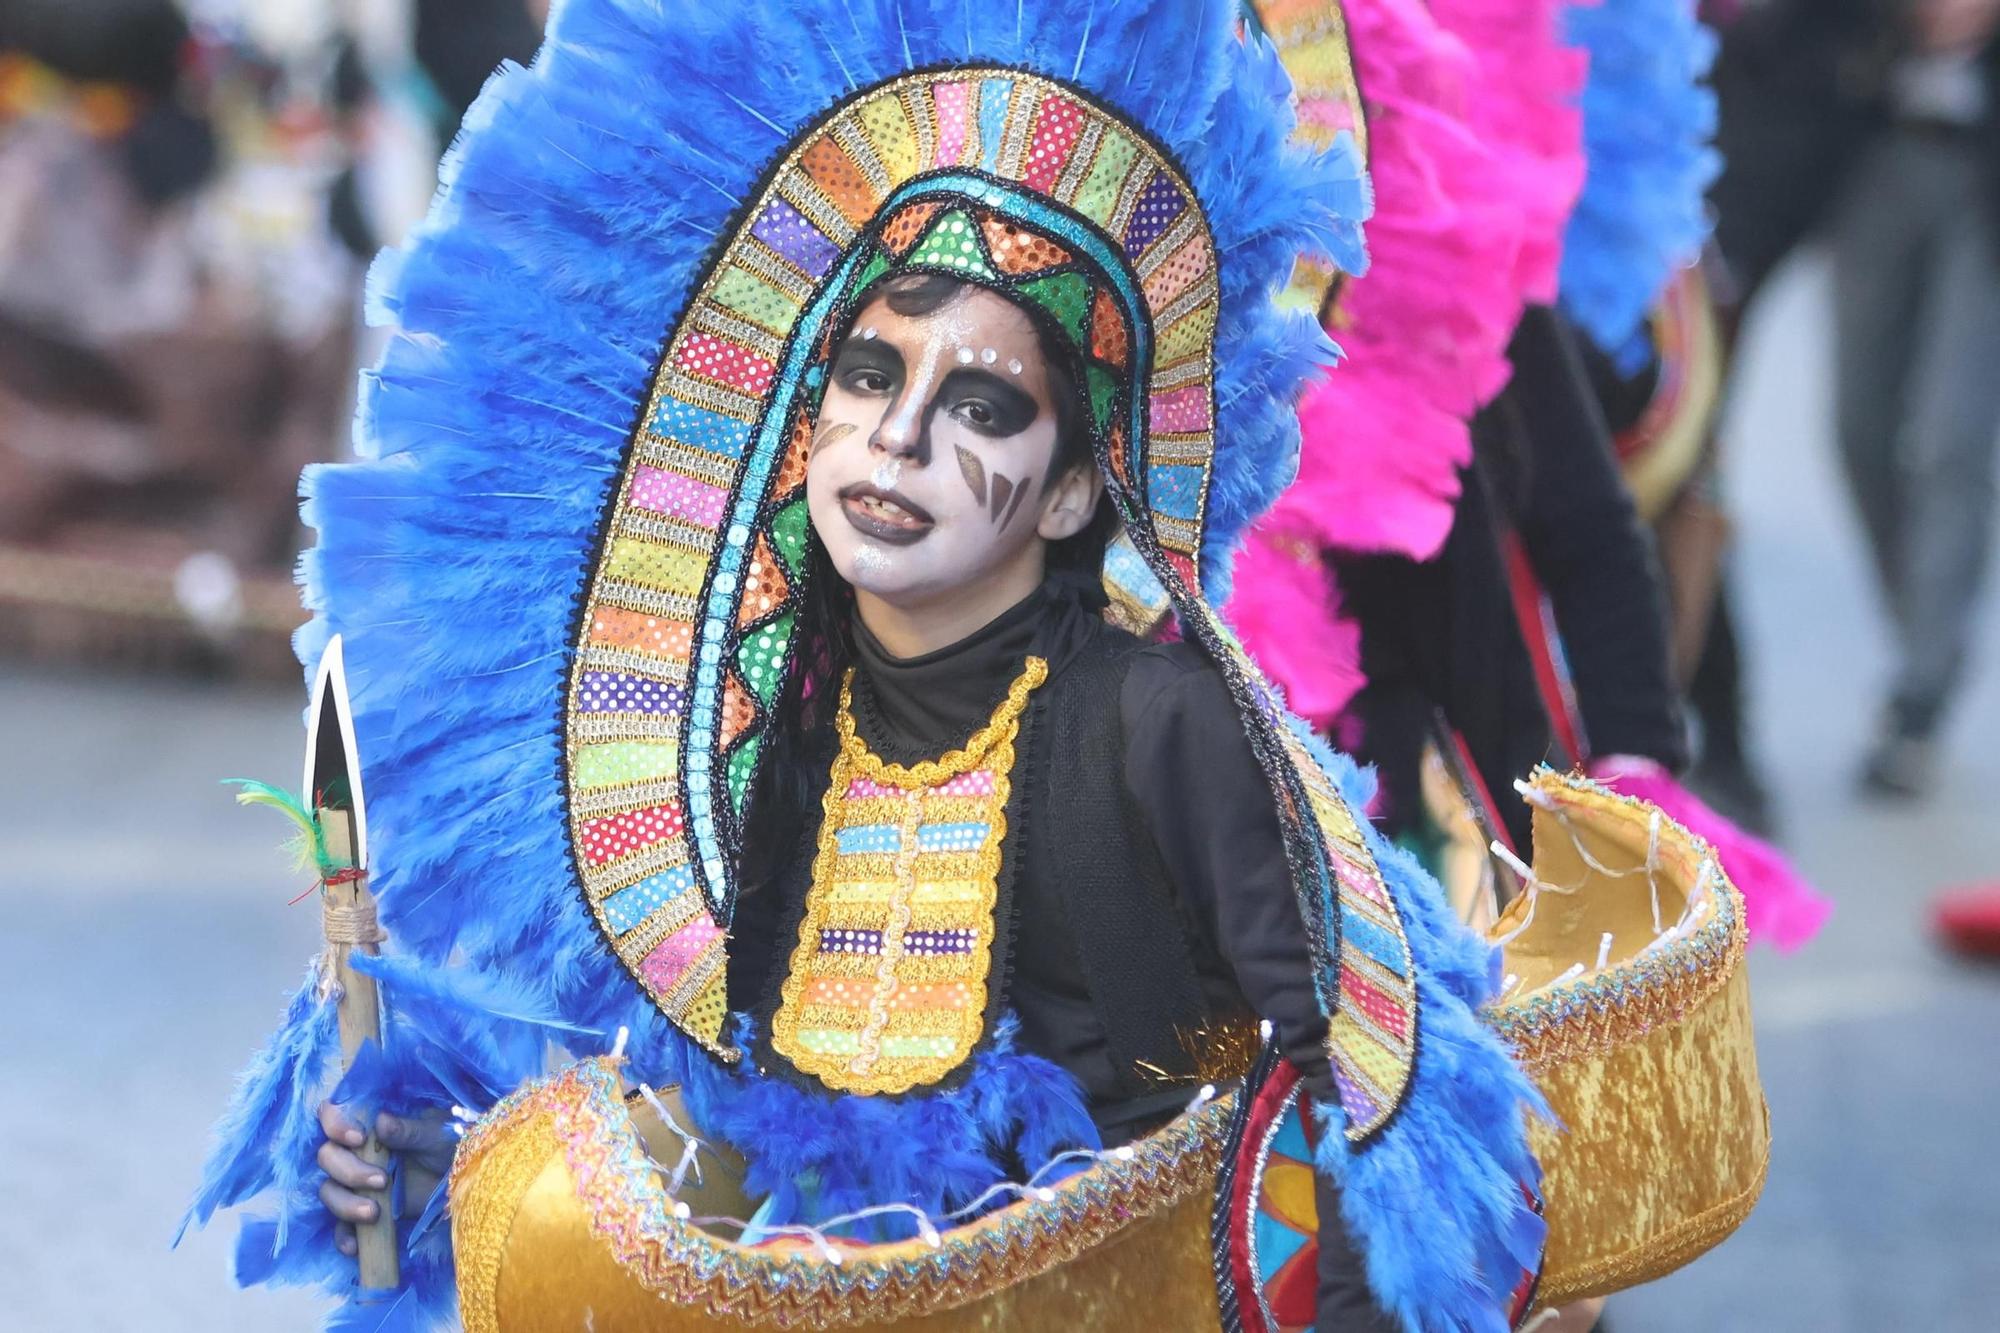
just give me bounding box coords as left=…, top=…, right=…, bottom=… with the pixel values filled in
left=838, top=482, right=934, bottom=546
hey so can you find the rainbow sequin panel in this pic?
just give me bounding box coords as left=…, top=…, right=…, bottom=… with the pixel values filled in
left=565, top=70, right=1226, bottom=1054
left=1254, top=0, right=1366, bottom=315
left=770, top=659, right=1044, bottom=1094
left=1190, top=609, right=1417, bottom=1142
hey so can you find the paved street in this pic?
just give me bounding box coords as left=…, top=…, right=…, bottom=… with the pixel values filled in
left=2, top=255, right=1997, bottom=1330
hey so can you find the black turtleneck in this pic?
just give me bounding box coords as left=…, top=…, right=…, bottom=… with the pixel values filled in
left=846, top=580, right=1069, bottom=766
left=725, top=577, right=1398, bottom=1330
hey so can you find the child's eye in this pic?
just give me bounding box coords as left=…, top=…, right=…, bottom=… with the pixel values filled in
left=954, top=399, right=996, bottom=429
left=845, top=368, right=892, bottom=394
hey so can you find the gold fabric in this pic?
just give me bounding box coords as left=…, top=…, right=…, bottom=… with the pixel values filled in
left=454, top=768, right=1772, bottom=1325
left=769, top=659, right=1046, bottom=1094
left=451, top=1057, right=1233, bottom=1331
left=1491, top=771, right=1769, bottom=1307
left=483, top=1156, right=1222, bottom=1331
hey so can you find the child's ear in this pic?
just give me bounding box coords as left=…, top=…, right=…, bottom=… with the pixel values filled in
left=1036, top=463, right=1104, bottom=541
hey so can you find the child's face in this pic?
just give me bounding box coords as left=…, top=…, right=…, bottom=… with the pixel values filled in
left=806, top=281, right=1098, bottom=611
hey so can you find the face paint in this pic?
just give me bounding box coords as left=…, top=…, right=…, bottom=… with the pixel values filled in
left=806, top=280, right=1065, bottom=613
left=990, top=472, right=1034, bottom=530
left=955, top=445, right=988, bottom=507
left=810, top=420, right=857, bottom=459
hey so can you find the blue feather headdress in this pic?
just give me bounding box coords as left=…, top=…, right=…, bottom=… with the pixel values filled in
left=1559, top=0, right=1721, bottom=367
left=185, top=2, right=1539, bottom=1328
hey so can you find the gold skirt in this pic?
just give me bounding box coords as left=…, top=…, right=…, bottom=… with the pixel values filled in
left=448, top=773, right=1768, bottom=1327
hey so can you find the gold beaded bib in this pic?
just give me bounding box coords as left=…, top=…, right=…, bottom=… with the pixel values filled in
left=769, top=656, right=1049, bottom=1094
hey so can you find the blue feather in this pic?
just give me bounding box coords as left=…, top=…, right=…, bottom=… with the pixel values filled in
left=1290, top=723, right=1550, bottom=1333
left=178, top=966, right=338, bottom=1246
left=1560, top=0, right=1721, bottom=365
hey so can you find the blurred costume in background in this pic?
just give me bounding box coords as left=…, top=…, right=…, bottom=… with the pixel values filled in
left=185, top=3, right=1576, bottom=1329
left=1228, top=0, right=1785, bottom=1310
left=1230, top=0, right=1829, bottom=951
left=1716, top=0, right=2000, bottom=796
left=0, top=0, right=354, bottom=672
left=326, top=0, right=547, bottom=262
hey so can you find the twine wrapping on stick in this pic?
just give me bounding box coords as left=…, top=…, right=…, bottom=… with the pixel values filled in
left=321, top=894, right=386, bottom=948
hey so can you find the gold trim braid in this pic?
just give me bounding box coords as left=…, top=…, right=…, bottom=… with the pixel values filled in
left=769, top=657, right=1048, bottom=1094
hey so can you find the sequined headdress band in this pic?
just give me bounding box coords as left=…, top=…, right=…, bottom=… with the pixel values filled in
left=559, top=68, right=1419, bottom=1141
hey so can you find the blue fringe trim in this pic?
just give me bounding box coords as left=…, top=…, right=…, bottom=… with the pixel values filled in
left=1560, top=0, right=1721, bottom=367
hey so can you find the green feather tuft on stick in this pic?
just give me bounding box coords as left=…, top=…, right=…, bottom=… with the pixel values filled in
left=224, top=779, right=336, bottom=876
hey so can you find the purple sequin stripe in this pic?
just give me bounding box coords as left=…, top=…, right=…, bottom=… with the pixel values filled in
left=577, top=670, right=688, bottom=716
left=1121, top=170, right=1186, bottom=254
left=903, top=929, right=975, bottom=956
left=818, top=928, right=885, bottom=954
left=1330, top=1061, right=1380, bottom=1130
left=751, top=198, right=839, bottom=278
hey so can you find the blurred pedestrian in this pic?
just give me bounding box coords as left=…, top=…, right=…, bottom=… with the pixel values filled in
left=1822, top=0, right=2000, bottom=795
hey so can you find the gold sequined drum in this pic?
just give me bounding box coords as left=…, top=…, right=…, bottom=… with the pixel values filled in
left=449, top=1059, right=1236, bottom=1331
left=1490, top=771, right=1770, bottom=1308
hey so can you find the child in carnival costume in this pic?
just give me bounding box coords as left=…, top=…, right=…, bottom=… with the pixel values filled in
left=185, top=1, right=1550, bottom=1328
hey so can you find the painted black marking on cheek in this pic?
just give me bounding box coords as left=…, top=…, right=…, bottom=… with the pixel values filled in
left=989, top=473, right=1014, bottom=523
left=809, top=420, right=857, bottom=459
left=998, top=475, right=1034, bottom=530
left=955, top=446, right=988, bottom=506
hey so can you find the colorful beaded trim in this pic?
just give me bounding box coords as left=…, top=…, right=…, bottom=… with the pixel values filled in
left=450, top=1055, right=1237, bottom=1325
left=769, top=657, right=1046, bottom=1095
left=1249, top=0, right=1368, bottom=317
left=1271, top=679, right=1418, bottom=1138
left=563, top=69, right=1227, bottom=1056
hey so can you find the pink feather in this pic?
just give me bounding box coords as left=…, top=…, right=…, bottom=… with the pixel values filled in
left=1225, top=529, right=1365, bottom=729
left=1232, top=0, right=1586, bottom=707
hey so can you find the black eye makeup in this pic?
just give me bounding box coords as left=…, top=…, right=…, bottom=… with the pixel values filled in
left=940, top=369, right=1038, bottom=437
left=832, top=339, right=903, bottom=395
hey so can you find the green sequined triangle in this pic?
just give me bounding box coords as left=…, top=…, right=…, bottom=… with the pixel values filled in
left=904, top=209, right=997, bottom=281
left=1086, top=364, right=1120, bottom=433
left=850, top=249, right=892, bottom=298
left=738, top=611, right=793, bottom=707
left=769, top=499, right=810, bottom=579
left=1019, top=271, right=1093, bottom=349
left=727, top=736, right=761, bottom=809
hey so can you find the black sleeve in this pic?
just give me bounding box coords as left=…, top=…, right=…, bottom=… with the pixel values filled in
left=1504, top=306, right=1689, bottom=770
left=1120, top=647, right=1398, bottom=1331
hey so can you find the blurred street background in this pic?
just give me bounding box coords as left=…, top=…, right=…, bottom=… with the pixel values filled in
left=2, top=1, right=1999, bottom=1330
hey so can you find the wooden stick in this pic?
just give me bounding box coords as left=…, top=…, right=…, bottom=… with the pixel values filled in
left=320, top=808, right=400, bottom=1294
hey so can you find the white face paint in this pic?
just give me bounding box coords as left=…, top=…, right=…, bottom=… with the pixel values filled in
left=807, top=278, right=1083, bottom=621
